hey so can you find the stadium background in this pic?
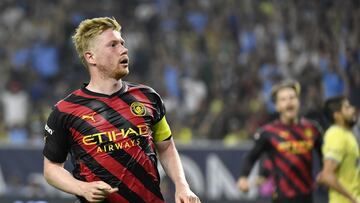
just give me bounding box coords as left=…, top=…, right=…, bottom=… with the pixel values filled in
left=0, top=0, right=359, bottom=202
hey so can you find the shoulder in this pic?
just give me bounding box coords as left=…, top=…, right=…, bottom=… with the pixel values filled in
left=324, top=126, right=344, bottom=139
left=254, top=124, right=273, bottom=140
left=51, top=89, right=81, bottom=113
left=125, top=81, right=163, bottom=101
left=323, top=126, right=348, bottom=147
left=126, top=81, right=158, bottom=94
left=261, top=121, right=278, bottom=133
left=323, top=125, right=347, bottom=153
left=301, top=117, right=324, bottom=134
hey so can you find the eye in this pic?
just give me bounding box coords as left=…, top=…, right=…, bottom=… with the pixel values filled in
left=111, top=42, right=116, bottom=47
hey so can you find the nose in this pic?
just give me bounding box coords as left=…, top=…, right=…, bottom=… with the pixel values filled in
left=121, top=47, right=128, bottom=55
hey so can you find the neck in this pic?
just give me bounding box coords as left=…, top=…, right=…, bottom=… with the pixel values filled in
left=87, top=76, right=122, bottom=96
left=279, top=115, right=298, bottom=125
left=335, top=120, right=350, bottom=130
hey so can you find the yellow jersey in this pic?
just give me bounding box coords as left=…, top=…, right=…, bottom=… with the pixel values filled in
left=322, top=125, right=360, bottom=203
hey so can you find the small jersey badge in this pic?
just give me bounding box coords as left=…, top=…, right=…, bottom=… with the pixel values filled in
left=82, top=112, right=96, bottom=122
left=304, top=128, right=313, bottom=138
left=130, top=102, right=146, bottom=116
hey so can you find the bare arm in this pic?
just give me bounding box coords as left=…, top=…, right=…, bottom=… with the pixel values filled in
left=43, top=157, right=118, bottom=202
left=156, top=139, right=200, bottom=203
left=317, top=159, right=357, bottom=203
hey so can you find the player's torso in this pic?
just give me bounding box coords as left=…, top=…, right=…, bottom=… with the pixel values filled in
left=264, top=120, right=318, bottom=165
left=56, top=85, right=166, bottom=203
left=263, top=119, right=320, bottom=197
left=331, top=130, right=360, bottom=203
left=58, top=87, right=158, bottom=156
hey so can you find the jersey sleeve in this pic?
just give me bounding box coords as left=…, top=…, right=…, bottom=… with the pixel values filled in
left=240, top=129, right=270, bottom=177
left=43, top=107, right=71, bottom=163
left=151, top=91, right=172, bottom=142
left=309, top=119, right=324, bottom=160
left=322, top=127, right=346, bottom=163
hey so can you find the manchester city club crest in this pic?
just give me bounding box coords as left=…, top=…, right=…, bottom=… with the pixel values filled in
left=130, top=102, right=146, bottom=116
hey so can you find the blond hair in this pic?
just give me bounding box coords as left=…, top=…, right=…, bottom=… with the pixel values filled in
left=72, top=17, right=121, bottom=67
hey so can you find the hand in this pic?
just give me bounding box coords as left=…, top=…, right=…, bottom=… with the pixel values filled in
left=349, top=196, right=359, bottom=203
left=316, top=172, right=324, bottom=185
left=175, top=185, right=201, bottom=203
left=79, top=181, right=118, bottom=202
left=237, top=177, right=249, bottom=193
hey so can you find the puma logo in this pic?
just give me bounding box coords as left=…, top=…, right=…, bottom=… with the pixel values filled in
left=82, top=112, right=96, bottom=122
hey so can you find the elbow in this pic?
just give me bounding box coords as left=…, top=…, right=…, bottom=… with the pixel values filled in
left=43, top=165, right=51, bottom=184
left=43, top=157, right=56, bottom=184
left=317, top=171, right=332, bottom=186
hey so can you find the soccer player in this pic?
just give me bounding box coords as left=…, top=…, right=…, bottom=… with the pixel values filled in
left=316, top=96, right=359, bottom=203
left=42, top=17, right=200, bottom=203
left=237, top=80, right=323, bottom=203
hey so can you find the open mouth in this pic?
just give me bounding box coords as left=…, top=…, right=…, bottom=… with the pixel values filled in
left=120, top=57, right=129, bottom=65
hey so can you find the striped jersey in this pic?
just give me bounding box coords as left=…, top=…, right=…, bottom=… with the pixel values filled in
left=240, top=118, right=323, bottom=200
left=43, top=81, right=172, bottom=203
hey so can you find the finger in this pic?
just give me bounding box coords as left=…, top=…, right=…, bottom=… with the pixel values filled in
left=93, top=189, right=108, bottom=196
left=89, top=194, right=107, bottom=202
left=190, top=196, right=199, bottom=203
left=183, top=196, right=190, bottom=203
left=108, top=187, right=119, bottom=193
left=193, top=196, right=200, bottom=203
left=96, top=182, right=113, bottom=191
left=175, top=196, right=183, bottom=203
left=100, top=187, right=118, bottom=195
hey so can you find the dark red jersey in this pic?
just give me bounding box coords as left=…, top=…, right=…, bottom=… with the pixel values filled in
left=43, top=81, right=172, bottom=203
left=241, top=118, right=323, bottom=201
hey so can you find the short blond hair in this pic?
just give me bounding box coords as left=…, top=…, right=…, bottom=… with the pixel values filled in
left=72, top=17, right=121, bottom=67
left=271, top=80, right=301, bottom=103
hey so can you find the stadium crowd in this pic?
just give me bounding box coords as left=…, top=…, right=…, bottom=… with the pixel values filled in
left=0, top=0, right=359, bottom=147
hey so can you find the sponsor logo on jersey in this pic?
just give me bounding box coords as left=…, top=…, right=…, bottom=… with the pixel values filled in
left=279, top=130, right=290, bottom=139
left=82, top=124, right=150, bottom=146
left=276, top=140, right=314, bottom=154
left=82, top=124, right=150, bottom=153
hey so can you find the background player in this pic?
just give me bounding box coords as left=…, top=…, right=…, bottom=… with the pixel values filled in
left=317, top=96, right=359, bottom=203
left=237, top=80, right=323, bottom=203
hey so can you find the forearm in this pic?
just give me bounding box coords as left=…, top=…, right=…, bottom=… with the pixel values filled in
left=157, top=140, right=188, bottom=188
left=43, top=157, right=84, bottom=196
left=319, top=173, right=355, bottom=201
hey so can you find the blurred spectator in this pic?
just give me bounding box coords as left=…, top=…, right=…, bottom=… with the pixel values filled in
left=0, top=0, right=359, bottom=146
left=0, top=0, right=360, bottom=199
left=0, top=80, right=29, bottom=144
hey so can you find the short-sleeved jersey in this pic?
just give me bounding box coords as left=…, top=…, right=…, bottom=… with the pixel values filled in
left=241, top=118, right=323, bottom=200
left=43, top=81, right=172, bottom=203
left=322, top=125, right=360, bottom=203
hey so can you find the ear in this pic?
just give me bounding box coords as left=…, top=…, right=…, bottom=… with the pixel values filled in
left=84, top=51, right=96, bottom=66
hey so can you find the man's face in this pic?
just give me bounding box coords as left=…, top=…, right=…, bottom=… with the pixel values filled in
left=88, top=29, right=129, bottom=80
left=275, top=87, right=300, bottom=120
left=340, top=100, right=358, bottom=127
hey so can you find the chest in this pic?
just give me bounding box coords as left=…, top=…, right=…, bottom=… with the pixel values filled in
left=63, top=96, right=159, bottom=146
left=344, top=135, right=360, bottom=158
left=268, top=127, right=318, bottom=154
